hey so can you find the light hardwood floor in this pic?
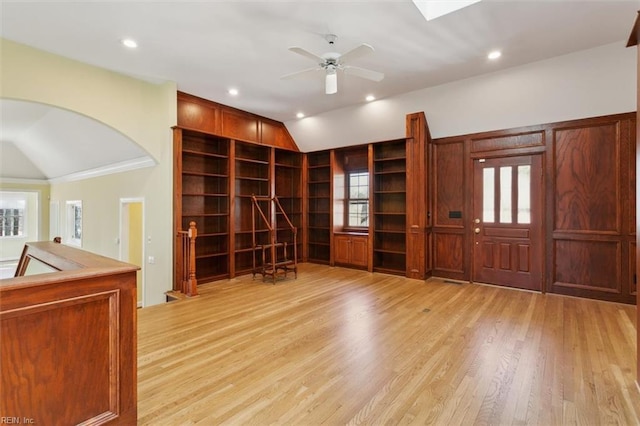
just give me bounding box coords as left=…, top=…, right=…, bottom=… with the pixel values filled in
left=138, top=263, right=639, bottom=425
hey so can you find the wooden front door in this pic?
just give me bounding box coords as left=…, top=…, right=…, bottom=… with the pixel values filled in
left=472, top=155, right=543, bottom=291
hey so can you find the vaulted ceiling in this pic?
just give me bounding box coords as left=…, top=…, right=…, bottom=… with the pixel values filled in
left=1, top=0, right=638, bottom=180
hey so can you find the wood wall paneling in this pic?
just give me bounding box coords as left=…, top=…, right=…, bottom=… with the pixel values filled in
left=2, top=292, right=117, bottom=423
left=432, top=112, right=635, bottom=303
left=431, top=139, right=466, bottom=280
left=631, top=11, right=640, bottom=384
left=221, top=109, right=259, bottom=143
left=631, top=241, right=637, bottom=296
left=629, top=118, right=636, bottom=235
left=177, top=98, right=219, bottom=135
left=550, top=116, right=634, bottom=303
left=433, top=232, right=464, bottom=274
left=553, top=239, right=621, bottom=294
left=470, top=131, right=544, bottom=153
left=434, top=141, right=464, bottom=227
left=553, top=123, right=620, bottom=233
left=177, top=92, right=299, bottom=151
left=405, top=112, right=430, bottom=279
left=262, top=120, right=298, bottom=151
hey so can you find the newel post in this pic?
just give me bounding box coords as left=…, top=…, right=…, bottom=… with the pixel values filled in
left=187, top=221, right=198, bottom=297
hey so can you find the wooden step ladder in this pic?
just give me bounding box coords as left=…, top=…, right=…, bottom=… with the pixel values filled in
left=251, top=195, right=298, bottom=284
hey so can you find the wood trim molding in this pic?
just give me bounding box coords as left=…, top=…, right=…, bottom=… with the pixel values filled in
left=177, top=92, right=300, bottom=151
left=627, top=10, right=639, bottom=47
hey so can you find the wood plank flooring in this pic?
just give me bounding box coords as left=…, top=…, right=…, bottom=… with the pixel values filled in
left=137, top=263, right=639, bottom=425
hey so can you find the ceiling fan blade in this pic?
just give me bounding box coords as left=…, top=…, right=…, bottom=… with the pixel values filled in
left=281, top=67, right=322, bottom=80
left=343, top=65, right=385, bottom=82
left=338, top=43, right=375, bottom=64
left=288, top=47, right=325, bottom=64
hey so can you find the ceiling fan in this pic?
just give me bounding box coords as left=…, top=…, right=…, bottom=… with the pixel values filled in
left=282, top=34, right=384, bottom=95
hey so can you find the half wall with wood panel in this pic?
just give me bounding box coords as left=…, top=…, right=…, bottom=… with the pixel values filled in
left=1, top=242, right=138, bottom=425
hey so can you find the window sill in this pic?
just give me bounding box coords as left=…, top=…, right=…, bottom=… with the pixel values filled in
left=335, top=230, right=368, bottom=236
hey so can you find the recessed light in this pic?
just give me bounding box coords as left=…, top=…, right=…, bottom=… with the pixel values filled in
left=365, top=95, right=376, bottom=102
left=121, top=38, right=138, bottom=49
left=296, top=112, right=305, bottom=119
left=488, top=50, right=502, bottom=60
left=228, top=88, right=239, bottom=96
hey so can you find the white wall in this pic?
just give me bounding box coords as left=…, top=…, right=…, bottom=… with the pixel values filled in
left=1, top=39, right=176, bottom=306
left=0, top=190, right=40, bottom=262
left=286, top=42, right=636, bottom=151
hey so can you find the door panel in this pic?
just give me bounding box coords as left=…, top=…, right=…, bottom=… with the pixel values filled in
left=351, top=236, right=368, bottom=268
left=334, top=235, right=350, bottom=265
left=473, top=155, right=542, bottom=291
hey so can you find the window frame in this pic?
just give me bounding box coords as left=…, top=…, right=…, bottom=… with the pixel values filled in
left=344, top=170, right=370, bottom=230
left=66, top=200, right=83, bottom=247
left=0, top=192, right=29, bottom=239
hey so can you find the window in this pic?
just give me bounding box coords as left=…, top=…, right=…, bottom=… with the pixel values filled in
left=0, top=192, right=27, bottom=237
left=347, top=171, right=369, bottom=228
left=66, top=200, right=82, bottom=247
left=481, top=164, right=531, bottom=225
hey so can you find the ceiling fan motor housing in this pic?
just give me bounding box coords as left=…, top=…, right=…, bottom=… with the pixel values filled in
left=283, top=34, right=383, bottom=95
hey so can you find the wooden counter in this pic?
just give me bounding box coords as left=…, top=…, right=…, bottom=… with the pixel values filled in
left=1, top=241, right=138, bottom=425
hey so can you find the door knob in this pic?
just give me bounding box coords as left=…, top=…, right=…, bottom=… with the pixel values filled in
left=474, top=218, right=480, bottom=224
left=474, top=227, right=481, bottom=234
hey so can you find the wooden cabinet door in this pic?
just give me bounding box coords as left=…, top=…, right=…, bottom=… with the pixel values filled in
left=334, top=235, right=351, bottom=265
left=350, top=236, right=368, bottom=267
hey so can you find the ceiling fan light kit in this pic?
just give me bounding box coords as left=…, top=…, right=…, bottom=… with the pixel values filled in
left=283, top=34, right=384, bottom=95
left=325, top=67, right=338, bottom=95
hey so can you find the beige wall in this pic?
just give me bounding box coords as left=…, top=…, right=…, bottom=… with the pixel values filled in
left=1, top=39, right=177, bottom=305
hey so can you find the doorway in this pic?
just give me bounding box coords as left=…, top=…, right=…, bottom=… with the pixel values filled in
left=472, top=155, right=543, bottom=291
left=120, top=198, right=145, bottom=307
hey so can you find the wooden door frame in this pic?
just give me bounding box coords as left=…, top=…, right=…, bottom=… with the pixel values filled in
left=468, top=151, right=545, bottom=292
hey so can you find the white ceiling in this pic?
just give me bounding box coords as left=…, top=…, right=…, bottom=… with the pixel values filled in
left=1, top=0, right=638, bottom=180
left=0, top=99, right=151, bottom=181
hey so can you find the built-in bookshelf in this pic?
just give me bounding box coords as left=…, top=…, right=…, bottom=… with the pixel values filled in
left=174, top=93, right=306, bottom=289
left=275, top=149, right=303, bottom=260
left=307, top=151, right=331, bottom=263
left=178, top=130, right=230, bottom=281
left=233, top=141, right=271, bottom=275
left=373, top=140, right=407, bottom=274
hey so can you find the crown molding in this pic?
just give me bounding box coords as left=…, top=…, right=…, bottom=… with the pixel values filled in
left=48, top=156, right=156, bottom=184
left=0, top=177, right=50, bottom=185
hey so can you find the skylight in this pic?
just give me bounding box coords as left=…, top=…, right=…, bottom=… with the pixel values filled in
left=412, top=0, right=482, bottom=21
